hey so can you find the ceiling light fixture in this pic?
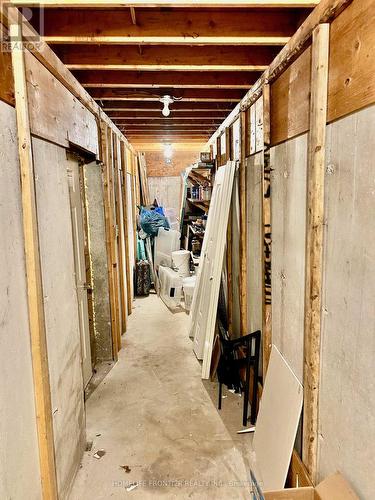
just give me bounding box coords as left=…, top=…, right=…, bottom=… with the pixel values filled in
left=160, top=95, right=174, bottom=117
left=164, top=143, right=173, bottom=161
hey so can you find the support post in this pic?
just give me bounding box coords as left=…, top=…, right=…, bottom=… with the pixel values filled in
left=10, top=21, right=58, bottom=499
left=302, top=23, right=330, bottom=483
left=120, top=141, right=133, bottom=315
left=100, top=122, right=119, bottom=360
left=261, top=84, right=272, bottom=374
left=239, top=110, right=248, bottom=335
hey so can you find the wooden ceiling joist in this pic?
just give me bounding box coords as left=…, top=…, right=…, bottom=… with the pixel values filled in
left=93, top=89, right=245, bottom=102
left=74, top=70, right=261, bottom=89
left=107, top=118, right=225, bottom=125
left=11, top=1, right=320, bottom=7
left=35, top=8, right=301, bottom=45
left=104, top=110, right=228, bottom=118
left=101, top=102, right=234, bottom=111
left=53, top=45, right=277, bottom=71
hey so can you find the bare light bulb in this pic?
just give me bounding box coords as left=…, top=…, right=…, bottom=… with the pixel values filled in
left=160, top=95, right=173, bottom=117
left=162, top=102, right=171, bottom=117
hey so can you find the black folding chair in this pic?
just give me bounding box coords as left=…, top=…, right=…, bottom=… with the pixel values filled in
left=217, top=321, right=261, bottom=426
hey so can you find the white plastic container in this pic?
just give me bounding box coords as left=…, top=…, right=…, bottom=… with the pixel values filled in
left=183, top=275, right=196, bottom=312
left=154, top=227, right=181, bottom=270
left=164, top=207, right=179, bottom=231
left=159, top=266, right=183, bottom=310
left=172, top=250, right=191, bottom=278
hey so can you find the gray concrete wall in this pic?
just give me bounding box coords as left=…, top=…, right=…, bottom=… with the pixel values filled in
left=33, top=138, right=86, bottom=499
left=0, top=101, right=42, bottom=500
left=318, top=105, right=375, bottom=499
left=270, top=134, right=308, bottom=383
left=84, top=162, right=113, bottom=361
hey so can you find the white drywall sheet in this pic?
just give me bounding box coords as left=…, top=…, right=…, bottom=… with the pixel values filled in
left=33, top=138, right=86, bottom=499
left=252, top=345, right=303, bottom=491
left=0, top=101, right=42, bottom=500
left=188, top=162, right=236, bottom=379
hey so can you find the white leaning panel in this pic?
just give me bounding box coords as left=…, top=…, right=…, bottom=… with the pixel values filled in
left=252, top=345, right=303, bottom=491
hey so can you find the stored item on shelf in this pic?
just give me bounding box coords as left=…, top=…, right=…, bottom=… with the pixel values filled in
left=159, top=266, right=183, bottom=311
left=172, top=250, right=191, bottom=278
left=201, top=186, right=212, bottom=201
left=183, top=276, right=196, bottom=312
left=200, top=152, right=212, bottom=162
left=154, top=227, right=181, bottom=270
left=191, top=185, right=200, bottom=200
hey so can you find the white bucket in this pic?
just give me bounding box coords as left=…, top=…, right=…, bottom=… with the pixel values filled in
left=172, top=250, right=191, bottom=278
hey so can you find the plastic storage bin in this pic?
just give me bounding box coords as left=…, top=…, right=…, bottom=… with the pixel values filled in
left=183, top=275, right=196, bottom=312
left=159, top=266, right=183, bottom=311
left=154, top=227, right=181, bottom=270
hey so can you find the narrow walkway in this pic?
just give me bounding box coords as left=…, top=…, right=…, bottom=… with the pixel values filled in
left=70, top=295, right=250, bottom=499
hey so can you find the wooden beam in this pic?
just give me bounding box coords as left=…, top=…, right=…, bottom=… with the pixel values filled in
left=108, top=114, right=226, bottom=121
left=302, top=23, right=330, bottom=483
left=91, top=88, right=245, bottom=102
left=120, top=141, right=133, bottom=315
left=37, top=8, right=300, bottom=45
left=2, top=6, right=135, bottom=153
left=113, top=121, right=223, bottom=127
left=113, top=134, right=127, bottom=336
left=11, top=1, right=320, bottom=7
left=101, top=101, right=234, bottom=111
left=239, top=110, right=248, bottom=336
left=240, top=0, right=353, bottom=109
left=261, top=85, right=272, bottom=374
left=73, top=70, right=261, bottom=89
left=53, top=45, right=277, bottom=71
left=101, top=123, right=120, bottom=359
left=9, top=20, right=58, bottom=500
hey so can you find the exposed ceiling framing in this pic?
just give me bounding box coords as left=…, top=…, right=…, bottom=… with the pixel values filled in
left=19, top=0, right=314, bottom=144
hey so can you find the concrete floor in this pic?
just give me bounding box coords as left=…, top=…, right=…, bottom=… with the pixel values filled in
left=70, top=294, right=252, bottom=499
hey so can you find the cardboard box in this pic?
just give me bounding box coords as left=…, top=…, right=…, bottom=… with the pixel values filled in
left=261, top=472, right=359, bottom=500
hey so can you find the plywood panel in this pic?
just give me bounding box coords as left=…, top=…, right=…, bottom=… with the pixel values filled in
left=328, top=0, right=375, bottom=122
left=25, top=51, right=98, bottom=154
left=270, top=47, right=311, bottom=146
left=318, top=105, right=375, bottom=499
left=271, top=133, right=308, bottom=383
left=33, top=138, right=86, bottom=498
left=0, top=49, right=14, bottom=106
left=247, top=154, right=263, bottom=336
left=0, top=100, right=41, bottom=500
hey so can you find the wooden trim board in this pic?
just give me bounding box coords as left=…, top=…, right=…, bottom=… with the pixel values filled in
left=302, top=23, right=330, bottom=482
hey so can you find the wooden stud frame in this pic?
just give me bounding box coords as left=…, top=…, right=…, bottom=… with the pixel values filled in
left=225, top=126, right=233, bottom=334
left=239, top=110, right=248, bottom=335
left=261, top=84, right=272, bottom=374
left=120, top=141, right=133, bottom=315
left=302, top=23, right=330, bottom=483
left=10, top=20, right=58, bottom=499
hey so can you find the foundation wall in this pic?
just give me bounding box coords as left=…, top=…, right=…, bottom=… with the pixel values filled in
left=0, top=100, right=42, bottom=500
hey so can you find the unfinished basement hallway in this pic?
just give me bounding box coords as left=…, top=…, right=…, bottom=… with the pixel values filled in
left=70, top=294, right=250, bottom=499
